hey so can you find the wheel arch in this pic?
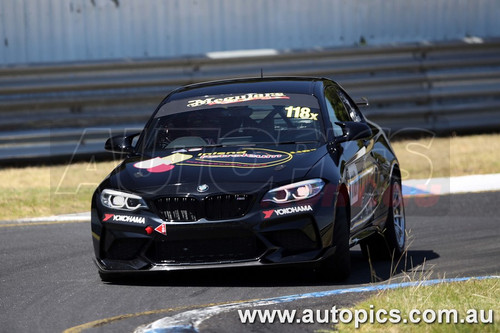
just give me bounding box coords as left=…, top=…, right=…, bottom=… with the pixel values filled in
left=374, top=161, right=401, bottom=231
left=335, top=182, right=351, bottom=231
left=390, top=162, right=402, bottom=182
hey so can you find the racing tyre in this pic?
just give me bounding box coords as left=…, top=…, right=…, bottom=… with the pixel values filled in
left=317, top=193, right=351, bottom=281
left=360, top=176, right=406, bottom=261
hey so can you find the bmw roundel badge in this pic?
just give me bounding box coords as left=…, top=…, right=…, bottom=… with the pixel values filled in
left=197, top=184, right=209, bottom=193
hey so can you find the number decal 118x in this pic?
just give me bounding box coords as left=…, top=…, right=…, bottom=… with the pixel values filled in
left=285, top=106, right=318, bottom=120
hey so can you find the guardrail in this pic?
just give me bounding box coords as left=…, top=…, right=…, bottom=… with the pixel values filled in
left=1, top=38, right=500, bottom=164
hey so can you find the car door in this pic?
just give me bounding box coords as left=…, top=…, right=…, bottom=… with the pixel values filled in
left=324, top=85, right=378, bottom=232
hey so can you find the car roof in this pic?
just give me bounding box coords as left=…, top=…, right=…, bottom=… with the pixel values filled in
left=166, top=77, right=330, bottom=101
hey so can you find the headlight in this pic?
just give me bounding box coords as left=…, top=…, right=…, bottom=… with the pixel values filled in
left=100, top=189, right=148, bottom=211
left=262, top=179, right=325, bottom=204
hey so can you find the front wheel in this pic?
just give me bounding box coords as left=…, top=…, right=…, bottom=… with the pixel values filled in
left=361, top=177, right=406, bottom=261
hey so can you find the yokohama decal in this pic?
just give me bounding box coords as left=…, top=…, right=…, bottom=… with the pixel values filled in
left=262, top=204, right=313, bottom=219
left=263, top=210, right=274, bottom=219
left=102, top=214, right=145, bottom=224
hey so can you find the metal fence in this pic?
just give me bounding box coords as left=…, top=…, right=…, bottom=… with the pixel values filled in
left=1, top=38, right=500, bottom=163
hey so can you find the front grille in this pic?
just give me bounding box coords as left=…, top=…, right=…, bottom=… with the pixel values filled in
left=153, top=194, right=252, bottom=222
left=155, top=197, right=201, bottom=222
left=205, top=194, right=251, bottom=220
left=147, top=230, right=265, bottom=263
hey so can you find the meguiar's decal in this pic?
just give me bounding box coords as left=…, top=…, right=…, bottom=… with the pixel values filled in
left=187, top=93, right=289, bottom=108
left=284, top=106, right=318, bottom=120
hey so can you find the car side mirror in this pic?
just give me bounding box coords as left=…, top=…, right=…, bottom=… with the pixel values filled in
left=333, top=121, right=372, bottom=144
left=104, top=133, right=140, bottom=154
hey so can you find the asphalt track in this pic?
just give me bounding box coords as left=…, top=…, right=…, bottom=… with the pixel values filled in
left=1, top=191, right=499, bottom=332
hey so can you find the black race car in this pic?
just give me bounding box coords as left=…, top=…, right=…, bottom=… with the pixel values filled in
left=91, top=77, right=406, bottom=281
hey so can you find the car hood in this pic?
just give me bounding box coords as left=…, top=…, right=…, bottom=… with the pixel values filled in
left=107, top=144, right=327, bottom=196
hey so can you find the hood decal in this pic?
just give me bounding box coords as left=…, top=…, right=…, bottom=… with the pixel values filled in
left=133, top=148, right=305, bottom=173
left=133, top=153, right=192, bottom=173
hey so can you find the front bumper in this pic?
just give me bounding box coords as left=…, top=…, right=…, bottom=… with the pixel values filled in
left=91, top=193, right=336, bottom=272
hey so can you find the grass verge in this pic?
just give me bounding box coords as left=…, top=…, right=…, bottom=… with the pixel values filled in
left=331, top=278, right=500, bottom=332
left=1, top=133, right=499, bottom=220
left=0, top=160, right=118, bottom=220
left=391, top=132, right=500, bottom=180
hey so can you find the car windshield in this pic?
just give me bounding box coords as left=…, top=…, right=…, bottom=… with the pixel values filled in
left=141, top=92, right=324, bottom=153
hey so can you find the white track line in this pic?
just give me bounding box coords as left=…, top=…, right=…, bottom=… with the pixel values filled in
left=135, top=276, right=500, bottom=333
left=403, top=173, right=500, bottom=196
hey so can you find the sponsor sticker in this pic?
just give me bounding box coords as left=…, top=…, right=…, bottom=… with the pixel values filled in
left=198, top=152, right=283, bottom=160
left=262, top=204, right=313, bottom=219
left=155, top=223, right=167, bottom=235
left=102, top=214, right=146, bottom=224
left=284, top=106, right=318, bottom=120
left=133, top=153, right=193, bottom=173
left=133, top=148, right=292, bottom=173
left=187, top=93, right=289, bottom=108
left=187, top=148, right=292, bottom=169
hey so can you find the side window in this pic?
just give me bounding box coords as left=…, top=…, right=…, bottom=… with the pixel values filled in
left=324, top=87, right=350, bottom=137
left=337, top=89, right=363, bottom=122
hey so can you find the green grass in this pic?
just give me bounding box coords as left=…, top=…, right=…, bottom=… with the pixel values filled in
left=331, top=278, right=500, bottom=332
left=1, top=133, right=499, bottom=220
